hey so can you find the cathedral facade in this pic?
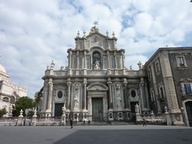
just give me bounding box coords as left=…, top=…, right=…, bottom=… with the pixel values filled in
left=41, top=26, right=192, bottom=126
left=41, top=26, right=150, bottom=122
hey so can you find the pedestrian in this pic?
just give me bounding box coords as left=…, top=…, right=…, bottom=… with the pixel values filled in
left=143, top=118, right=147, bottom=126
left=70, top=118, right=73, bottom=129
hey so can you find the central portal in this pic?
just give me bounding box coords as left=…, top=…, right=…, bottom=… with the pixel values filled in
left=92, top=98, right=103, bottom=121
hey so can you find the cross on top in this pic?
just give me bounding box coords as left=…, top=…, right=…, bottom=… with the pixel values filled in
left=93, top=21, right=99, bottom=27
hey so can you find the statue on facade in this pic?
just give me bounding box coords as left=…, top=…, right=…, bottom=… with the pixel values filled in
left=50, top=60, right=55, bottom=70
left=116, top=94, right=122, bottom=109
left=74, top=95, right=79, bottom=108
left=90, top=26, right=99, bottom=34
left=116, top=83, right=122, bottom=109
left=94, top=60, right=100, bottom=70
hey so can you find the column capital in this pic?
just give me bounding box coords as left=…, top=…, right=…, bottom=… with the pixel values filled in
left=48, top=81, right=53, bottom=86
left=83, top=82, right=87, bottom=85
left=67, top=82, right=71, bottom=86
left=107, top=81, right=112, bottom=86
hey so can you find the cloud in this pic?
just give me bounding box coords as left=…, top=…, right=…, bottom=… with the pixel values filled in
left=0, top=0, right=192, bottom=98
left=124, top=55, right=148, bottom=70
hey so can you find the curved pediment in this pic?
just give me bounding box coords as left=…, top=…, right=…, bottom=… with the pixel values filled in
left=87, top=83, right=108, bottom=91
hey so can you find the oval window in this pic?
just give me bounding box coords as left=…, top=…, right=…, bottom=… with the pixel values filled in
left=57, top=91, right=63, bottom=98
left=131, top=90, right=136, bottom=97
left=3, top=97, right=9, bottom=102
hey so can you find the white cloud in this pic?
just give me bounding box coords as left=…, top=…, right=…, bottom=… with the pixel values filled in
left=124, top=55, right=148, bottom=70
left=134, top=12, right=153, bottom=35
left=0, top=0, right=192, bottom=97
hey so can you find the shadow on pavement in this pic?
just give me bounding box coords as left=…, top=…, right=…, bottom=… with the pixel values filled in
left=54, top=129, right=192, bottom=144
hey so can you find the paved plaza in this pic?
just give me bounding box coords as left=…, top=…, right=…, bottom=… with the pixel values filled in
left=0, top=125, right=192, bottom=144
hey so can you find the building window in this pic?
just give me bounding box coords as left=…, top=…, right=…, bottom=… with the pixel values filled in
left=93, top=51, right=101, bottom=64
left=177, top=57, right=184, bottom=66
left=184, top=83, right=192, bottom=95
left=93, top=51, right=101, bottom=69
left=131, top=90, right=136, bottom=97
left=3, top=97, right=9, bottom=102
left=57, top=91, right=63, bottom=98
left=176, top=55, right=187, bottom=68
left=148, top=69, right=152, bottom=79
left=155, top=61, right=160, bottom=72
left=160, top=87, right=164, bottom=98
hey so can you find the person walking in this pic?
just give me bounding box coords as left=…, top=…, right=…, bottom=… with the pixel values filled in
left=70, top=118, right=73, bottom=129
left=143, top=118, right=147, bottom=126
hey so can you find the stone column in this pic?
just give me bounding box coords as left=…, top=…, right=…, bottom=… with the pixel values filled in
left=69, top=51, right=72, bottom=69
left=83, top=78, right=87, bottom=111
left=90, top=55, right=93, bottom=69
left=107, top=51, right=110, bottom=68
left=77, top=39, right=79, bottom=49
left=76, top=51, right=79, bottom=69
left=113, top=39, right=116, bottom=49
left=47, top=80, right=53, bottom=112
left=107, top=78, right=113, bottom=110
left=83, top=51, right=87, bottom=75
left=83, top=31, right=86, bottom=49
left=123, top=79, right=129, bottom=109
left=114, top=52, right=117, bottom=69
left=140, top=78, right=147, bottom=110
left=67, top=81, right=71, bottom=110
left=42, top=82, right=48, bottom=113
left=84, top=51, right=87, bottom=69
left=68, top=51, right=72, bottom=75
left=106, top=39, right=109, bottom=49
left=122, top=51, right=125, bottom=69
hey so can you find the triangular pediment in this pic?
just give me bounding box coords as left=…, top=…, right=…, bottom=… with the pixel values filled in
left=87, top=83, right=108, bottom=91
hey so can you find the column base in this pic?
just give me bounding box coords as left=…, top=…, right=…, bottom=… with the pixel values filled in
left=82, top=109, right=88, bottom=112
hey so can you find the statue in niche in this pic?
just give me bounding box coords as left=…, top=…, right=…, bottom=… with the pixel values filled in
left=74, top=95, right=79, bottom=108
left=116, top=83, right=121, bottom=109
left=94, top=60, right=100, bottom=70
left=75, top=83, right=79, bottom=90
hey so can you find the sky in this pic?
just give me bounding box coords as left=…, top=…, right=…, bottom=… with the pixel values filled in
left=0, top=0, right=192, bottom=98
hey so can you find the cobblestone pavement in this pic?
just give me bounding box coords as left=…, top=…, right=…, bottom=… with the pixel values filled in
left=0, top=125, right=192, bottom=144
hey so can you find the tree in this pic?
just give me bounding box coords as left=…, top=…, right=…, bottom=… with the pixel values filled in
left=34, top=87, right=43, bottom=111
left=12, top=96, right=36, bottom=117
left=34, top=87, right=43, bottom=104
left=0, top=108, right=6, bottom=118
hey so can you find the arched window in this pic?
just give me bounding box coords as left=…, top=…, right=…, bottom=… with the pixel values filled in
left=93, top=51, right=101, bottom=65
left=92, top=51, right=101, bottom=70
left=3, top=97, right=9, bottom=102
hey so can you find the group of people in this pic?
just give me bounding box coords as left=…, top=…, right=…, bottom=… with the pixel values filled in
left=69, top=119, right=91, bottom=129
left=69, top=118, right=147, bottom=128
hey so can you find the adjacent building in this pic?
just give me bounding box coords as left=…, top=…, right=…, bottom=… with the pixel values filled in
left=144, top=48, right=192, bottom=126
left=0, top=64, right=27, bottom=117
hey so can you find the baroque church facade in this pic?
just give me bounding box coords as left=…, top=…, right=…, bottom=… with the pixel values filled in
left=41, top=26, right=192, bottom=126
left=41, top=26, right=149, bottom=122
